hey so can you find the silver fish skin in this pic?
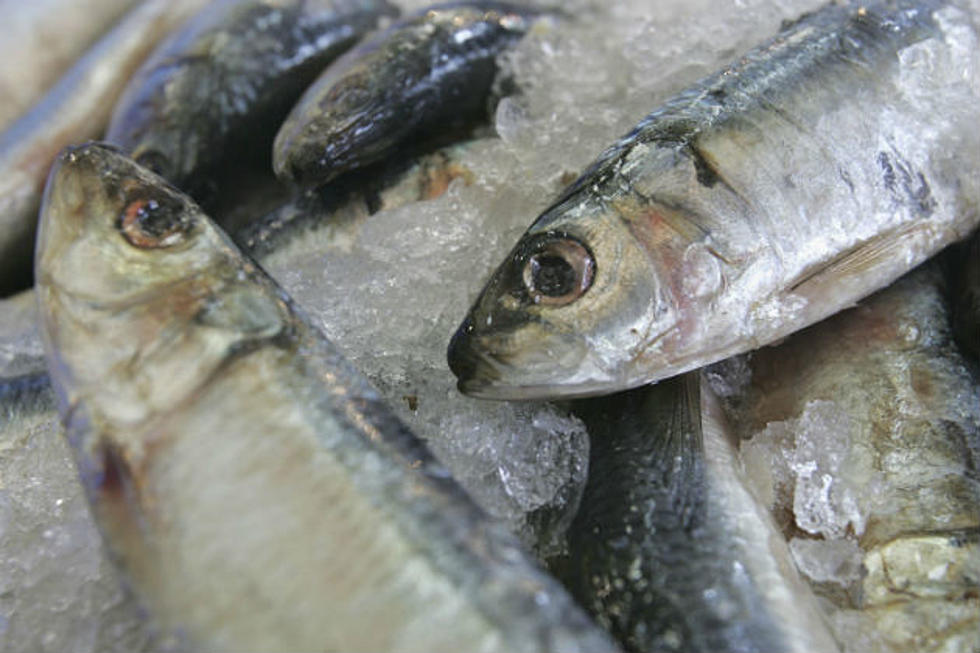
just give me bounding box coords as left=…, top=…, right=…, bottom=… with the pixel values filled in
left=716, top=263, right=979, bottom=651
left=105, top=0, right=398, bottom=193
left=0, top=0, right=212, bottom=297
left=34, top=142, right=619, bottom=653
left=448, top=0, right=980, bottom=400
left=0, top=0, right=138, bottom=131
left=567, top=374, right=839, bottom=653
left=273, top=1, right=542, bottom=187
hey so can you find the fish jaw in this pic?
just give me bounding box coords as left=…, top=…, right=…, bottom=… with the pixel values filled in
left=448, top=315, right=618, bottom=400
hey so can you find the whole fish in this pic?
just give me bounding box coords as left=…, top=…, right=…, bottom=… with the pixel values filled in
left=106, top=0, right=398, bottom=194
left=34, top=142, right=618, bottom=653
left=714, top=263, right=980, bottom=652
left=448, top=0, right=980, bottom=399
left=273, top=1, right=542, bottom=187
left=566, top=374, right=839, bottom=653
left=0, top=0, right=212, bottom=296
left=0, top=0, right=137, bottom=131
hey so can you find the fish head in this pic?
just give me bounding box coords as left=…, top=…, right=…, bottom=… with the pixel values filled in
left=272, top=51, right=400, bottom=187
left=448, top=195, right=675, bottom=399
left=35, top=142, right=286, bottom=432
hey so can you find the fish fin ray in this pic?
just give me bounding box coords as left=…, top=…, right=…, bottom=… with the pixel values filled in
left=787, top=223, right=928, bottom=302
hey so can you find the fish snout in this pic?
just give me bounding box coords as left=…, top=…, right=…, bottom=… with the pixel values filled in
left=37, top=143, right=118, bottom=260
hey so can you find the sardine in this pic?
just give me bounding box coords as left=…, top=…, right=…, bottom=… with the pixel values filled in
left=273, top=1, right=542, bottom=187
left=714, top=263, right=979, bottom=652
left=34, top=142, right=618, bottom=653
left=0, top=0, right=137, bottom=131
left=448, top=0, right=980, bottom=399
left=106, top=0, right=398, bottom=194
left=0, top=0, right=212, bottom=296
left=566, top=374, right=839, bottom=653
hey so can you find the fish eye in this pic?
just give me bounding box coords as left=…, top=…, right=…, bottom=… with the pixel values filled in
left=118, top=192, right=191, bottom=249
left=522, top=235, right=595, bottom=306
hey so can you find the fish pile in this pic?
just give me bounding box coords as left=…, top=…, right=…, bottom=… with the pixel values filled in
left=0, top=0, right=978, bottom=652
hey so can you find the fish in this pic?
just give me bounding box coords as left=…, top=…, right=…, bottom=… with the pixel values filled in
left=106, top=0, right=398, bottom=194
left=565, top=373, right=839, bottom=653
left=273, top=1, right=543, bottom=187
left=0, top=0, right=212, bottom=297
left=714, top=263, right=980, bottom=651
left=950, top=228, right=979, bottom=358
left=447, top=0, right=980, bottom=400
left=0, top=0, right=137, bottom=131
left=33, top=142, right=619, bottom=653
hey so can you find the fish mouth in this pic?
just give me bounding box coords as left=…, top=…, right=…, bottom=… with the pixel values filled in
left=448, top=315, right=617, bottom=401
left=447, top=315, right=503, bottom=388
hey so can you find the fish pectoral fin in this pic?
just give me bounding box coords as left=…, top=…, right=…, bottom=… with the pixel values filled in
left=194, top=283, right=287, bottom=341
left=787, top=224, right=931, bottom=304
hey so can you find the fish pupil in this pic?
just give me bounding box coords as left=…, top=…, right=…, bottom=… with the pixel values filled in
left=530, top=254, right=575, bottom=297
left=136, top=200, right=164, bottom=234
left=119, top=195, right=188, bottom=249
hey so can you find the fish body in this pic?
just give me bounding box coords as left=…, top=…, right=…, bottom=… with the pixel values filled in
left=34, top=143, right=617, bottom=653
left=273, top=1, right=541, bottom=187
left=716, top=263, right=980, bottom=651
left=0, top=0, right=137, bottom=131
left=106, top=0, right=398, bottom=193
left=448, top=0, right=980, bottom=399
left=0, top=0, right=212, bottom=296
left=567, top=374, right=838, bottom=653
